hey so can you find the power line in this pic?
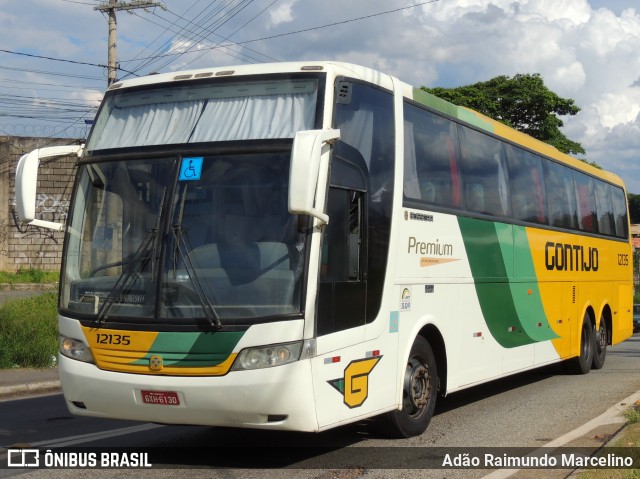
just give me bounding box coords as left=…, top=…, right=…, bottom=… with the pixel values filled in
left=0, top=48, right=139, bottom=77
left=154, top=1, right=281, bottom=72
left=120, top=0, right=440, bottom=66
left=124, top=0, right=206, bottom=71
left=94, top=0, right=165, bottom=85
left=0, top=65, right=105, bottom=81
left=0, top=49, right=106, bottom=69
left=125, top=0, right=274, bottom=75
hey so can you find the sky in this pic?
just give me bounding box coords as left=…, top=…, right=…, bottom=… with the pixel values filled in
left=1, top=0, right=640, bottom=192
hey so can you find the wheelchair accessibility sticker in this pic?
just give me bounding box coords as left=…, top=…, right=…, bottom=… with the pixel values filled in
left=179, top=157, right=203, bottom=181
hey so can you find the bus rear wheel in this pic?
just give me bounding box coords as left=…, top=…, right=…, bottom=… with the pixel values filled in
left=566, top=312, right=595, bottom=375
left=377, top=336, right=438, bottom=438
left=592, top=314, right=607, bottom=370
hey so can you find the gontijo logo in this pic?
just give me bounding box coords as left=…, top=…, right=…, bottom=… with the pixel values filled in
left=328, top=356, right=382, bottom=408
left=544, top=241, right=599, bottom=272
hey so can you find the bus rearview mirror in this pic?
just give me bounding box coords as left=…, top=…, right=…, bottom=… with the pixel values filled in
left=288, top=129, right=340, bottom=225
left=15, top=145, right=84, bottom=231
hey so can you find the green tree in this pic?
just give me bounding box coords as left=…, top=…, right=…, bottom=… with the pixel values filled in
left=628, top=193, right=640, bottom=223
left=422, top=73, right=585, bottom=156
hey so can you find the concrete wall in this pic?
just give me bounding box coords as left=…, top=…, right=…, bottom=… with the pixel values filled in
left=1, top=136, right=82, bottom=272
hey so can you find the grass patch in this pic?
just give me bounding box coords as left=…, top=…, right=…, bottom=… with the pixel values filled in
left=622, top=406, right=640, bottom=425
left=0, top=293, right=58, bottom=369
left=0, top=268, right=59, bottom=284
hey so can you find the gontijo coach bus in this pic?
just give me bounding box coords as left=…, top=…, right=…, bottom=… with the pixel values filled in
left=15, top=61, right=633, bottom=438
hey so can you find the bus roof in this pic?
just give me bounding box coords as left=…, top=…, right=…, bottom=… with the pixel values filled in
left=108, top=61, right=393, bottom=91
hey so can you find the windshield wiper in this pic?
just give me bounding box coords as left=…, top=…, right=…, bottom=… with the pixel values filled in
left=170, top=182, right=222, bottom=328
left=96, top=227, right=158, bottom=324
left=95, top=187, right=166, bottom=324
left=170, top=224, right=222, bottom=328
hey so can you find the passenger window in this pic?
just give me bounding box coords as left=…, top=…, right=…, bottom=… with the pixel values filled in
left=544, top=161, right=579, bottom=230
left=573, top=172, right=597, bottom=233
left=505, top=144, right=547, bottom=224
left=611, top=186, right=629, bottom=239
left=594, top=181, right=615, bottom=236
left=459, top=127, right=509, bottom=217
left=403, top=103, right=461, bottom=208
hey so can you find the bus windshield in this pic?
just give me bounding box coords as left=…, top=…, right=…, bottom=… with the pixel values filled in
left=60, top=152, right=307, bottom=323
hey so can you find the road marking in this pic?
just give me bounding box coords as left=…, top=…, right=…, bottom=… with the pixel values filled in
left=481, top=389, right=640, bottom=478
left=7, top=423, right=165, bottom=449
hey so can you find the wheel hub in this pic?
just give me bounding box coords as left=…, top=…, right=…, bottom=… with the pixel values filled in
left=596, top=324, right=606, bottom=351
left=405, top=360, right=430, bottom=413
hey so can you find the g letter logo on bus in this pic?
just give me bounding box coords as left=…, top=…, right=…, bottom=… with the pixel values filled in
left=328, top=356, right=381, bottom=408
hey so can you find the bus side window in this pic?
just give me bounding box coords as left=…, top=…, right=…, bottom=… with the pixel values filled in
left=403, top=102, right=461, bottom=209
left=505, top=144, right=547, bottom=225
left=321, top=188, right=363, bottom=282
left=544, top=160, right=579, bottom=229
left=459, top=126, right=510, bottom=217
left=573, top=171, right=597, bottom=233
left=611, top=186, right=629, bottom=239
left=594, top=181, right=615, bottom=236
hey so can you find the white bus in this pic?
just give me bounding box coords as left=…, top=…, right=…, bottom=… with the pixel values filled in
left=16, top=62, right=633, bottom=437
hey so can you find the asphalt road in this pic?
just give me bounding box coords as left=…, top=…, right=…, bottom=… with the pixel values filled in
left=1, top=334, right=639, bottom=479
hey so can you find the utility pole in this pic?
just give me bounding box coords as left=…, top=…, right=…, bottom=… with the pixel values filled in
left=94, top=0, right=164, bottom=86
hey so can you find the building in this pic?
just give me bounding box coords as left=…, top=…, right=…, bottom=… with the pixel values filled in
left=0, top=136, right=81, bottom=272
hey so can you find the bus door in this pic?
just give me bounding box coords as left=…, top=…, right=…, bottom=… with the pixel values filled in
left=311, top=147, right=381, bottom=428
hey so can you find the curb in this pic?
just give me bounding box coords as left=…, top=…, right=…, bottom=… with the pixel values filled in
left=481, top=389, right=640, bottom=479
left=0, top=380, right=61, bottom=400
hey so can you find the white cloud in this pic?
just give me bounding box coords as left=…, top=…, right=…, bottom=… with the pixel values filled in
left=405, top=0, right=640, bottom=191
left=2, top=0, right=640, bottom=191
left=269, top=0, right=297, bottom=26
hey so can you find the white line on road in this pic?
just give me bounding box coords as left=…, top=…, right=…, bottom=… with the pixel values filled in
left=481, top=389, right=640, bottom=479
left=11, top=423, right=165, bottom=449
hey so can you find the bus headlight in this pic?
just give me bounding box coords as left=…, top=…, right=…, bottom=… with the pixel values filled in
left=231, top=340, right=315, bottom=371
left=59, top=335, right=94, bottom=364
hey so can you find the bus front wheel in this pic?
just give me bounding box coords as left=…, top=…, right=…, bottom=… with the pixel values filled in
left=377, top=336, right=438, bottom=438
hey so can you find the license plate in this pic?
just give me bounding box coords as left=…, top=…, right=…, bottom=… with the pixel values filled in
left=141, top=390, right=180, bottom=406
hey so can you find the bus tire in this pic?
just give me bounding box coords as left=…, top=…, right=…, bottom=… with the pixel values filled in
left=592, top=314, right=607, bottom=370
left=566, top=313, right=594, bottom=375
left=377, top=336, right=438, bottom=438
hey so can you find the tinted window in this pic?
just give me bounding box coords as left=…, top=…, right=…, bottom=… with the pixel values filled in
left=594, top=181, right=615, bottom=236
left=505, top=144, right=547, bottom=224
left=612, top=186, right=629, bottom=239
left=403, top=103, right=461, bottom=208
left=400, top=101, right=629, bottom=240
left=459, top=127, right=509, bottom=217
left=573, top=171, right=597, bottom=233
left=544, top=161, right=579, bottom=229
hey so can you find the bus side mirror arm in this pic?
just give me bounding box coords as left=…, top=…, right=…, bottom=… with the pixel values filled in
left=288, top=129, right=340, bottom=226
left=15, top=145, right=84, bottom=231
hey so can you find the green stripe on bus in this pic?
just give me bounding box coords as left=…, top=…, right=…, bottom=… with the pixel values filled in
left=132, top=331, right=244, bottom=367
left=458, top=217, right=557, bottom=348
left=412, top=87, right=495, bottom=133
